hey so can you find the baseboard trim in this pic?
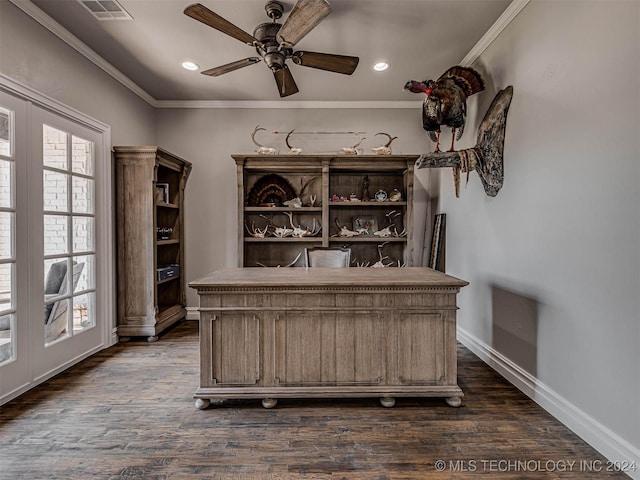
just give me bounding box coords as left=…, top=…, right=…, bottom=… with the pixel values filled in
left=185, top=307, right=200, bottom=321
left=457, top=326, right=640, bottom=480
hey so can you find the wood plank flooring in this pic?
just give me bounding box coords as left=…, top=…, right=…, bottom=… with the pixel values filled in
left=0, top=321, right=630, bottom=479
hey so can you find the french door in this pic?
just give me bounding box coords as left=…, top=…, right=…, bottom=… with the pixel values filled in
left=0, top=81, right=112, bottom=403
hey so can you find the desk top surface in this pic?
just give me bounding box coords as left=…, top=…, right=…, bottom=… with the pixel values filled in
left=189, top=267, right=468, bottom=290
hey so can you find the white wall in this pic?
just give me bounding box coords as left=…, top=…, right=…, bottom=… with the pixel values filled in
left=156, top=107, right=434, bottom=305
left=0, top=1, right=156, bottom=145
left=440, top=0, right=639, bottom=466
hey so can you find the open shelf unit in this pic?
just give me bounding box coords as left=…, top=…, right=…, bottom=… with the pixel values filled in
left=114, top=146, right=192, bottom=342
left=234, top=154, right=418, bottom=267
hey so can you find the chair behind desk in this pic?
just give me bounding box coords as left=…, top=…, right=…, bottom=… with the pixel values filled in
left=304, top=247, right=351, bottom=268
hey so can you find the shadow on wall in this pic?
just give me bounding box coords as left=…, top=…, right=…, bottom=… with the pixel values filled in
left=491, top=284, right=539, bottom=377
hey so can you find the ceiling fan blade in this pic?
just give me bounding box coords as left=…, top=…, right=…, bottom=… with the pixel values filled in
left=277, top=0, right=332, bottom=47
left=292, top=51, right=359, bottom=75
left=201, top=57, right=261, bottom=77
left=184, top=3, right=258, bottom=46
left=273, top=65, right=299, bottom=98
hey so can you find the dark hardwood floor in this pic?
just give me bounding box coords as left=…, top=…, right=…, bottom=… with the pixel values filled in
left=0, top=321, right=629, bottom=479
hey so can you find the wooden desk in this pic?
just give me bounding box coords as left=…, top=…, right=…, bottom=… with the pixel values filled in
left=189, top=267, right=468, bottom=409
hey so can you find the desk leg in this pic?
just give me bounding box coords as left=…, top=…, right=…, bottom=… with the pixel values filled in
left=195, top=398, right=210, bottom=410
left=262, top=398, right=278, bottom=409
left=380, top=397, right=396, bottom=408
left=445, top=396, right=462, bottom=407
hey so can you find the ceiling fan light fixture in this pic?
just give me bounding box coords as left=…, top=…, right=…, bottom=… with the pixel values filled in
left=373, top=62, right=389, bottom=72
left=264, top=51, right=285, bottom=71
left=181, top=61, right=200, bottom=71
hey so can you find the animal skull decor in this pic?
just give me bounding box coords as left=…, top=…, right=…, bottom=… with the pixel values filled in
left=251, top=125, right=277, bottom=155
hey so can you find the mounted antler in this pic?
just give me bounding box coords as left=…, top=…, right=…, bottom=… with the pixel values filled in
left=251, top=125, right=277, bottom=155
left=285, top=129, right=303, bottom=155
left=371, top=132, right=398, bottom=155
left=244, top=221, right=268, bottom=238
left=256, top=252, right=302, bottom=268
left=372, top=242, right=393, bottom=268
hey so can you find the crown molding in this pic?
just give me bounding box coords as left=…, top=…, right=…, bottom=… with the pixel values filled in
left=11, top=0, right=530, bottom=109
left=155, top=100, right=421, bottom=109
left=8, top=0, right=158, bottom=107
left=460, top=0, right=530, bottom=66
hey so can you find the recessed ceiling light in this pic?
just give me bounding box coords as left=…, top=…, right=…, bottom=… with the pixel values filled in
left=373, top=62, right=389, bottom=72
left=181, top=61, right=199, bottom=71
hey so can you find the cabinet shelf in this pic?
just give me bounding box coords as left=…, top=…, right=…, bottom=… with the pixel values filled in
left=244, top=236, right=321, bottom=243
left=157, top=239, right=179, bottom=246
left=156, top=202, right=179, bottom=209
left=329, top=236, right=407, bottom=243
left=234, top=154, right=418, bottom=268
left=329, top=201, right=407, bottom=207
left=244, top=206, right=322, bottom=212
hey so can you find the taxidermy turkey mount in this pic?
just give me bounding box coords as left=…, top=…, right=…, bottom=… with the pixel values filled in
left=416, top=86, right=514, bottom=198
left=184, top=0, right=360, bottom=97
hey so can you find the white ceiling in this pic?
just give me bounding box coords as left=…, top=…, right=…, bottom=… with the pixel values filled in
left=29, top=0, right=513, bottom=103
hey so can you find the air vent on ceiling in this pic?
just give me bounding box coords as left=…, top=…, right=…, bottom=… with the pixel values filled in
left=78, top=0, right=133, bottom=20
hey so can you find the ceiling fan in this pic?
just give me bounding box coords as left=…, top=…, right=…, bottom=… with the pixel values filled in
left=184, top=0, right=360, bottom=97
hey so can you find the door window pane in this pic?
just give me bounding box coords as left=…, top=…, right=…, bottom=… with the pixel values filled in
left=72, top=292, right=94, bottom=334
left=73, top=254, right=94, bottom=292
left=72, top=176, right=94, bottom=214
left=44, top=215, right=69, bottom=256
left=45, top=297, right=70, bottom=344
left=0, top=160, right=12, bottom=208
left=72, top=217, right=94, bottom=253
left=0, top=263, right=12, bottom=311
left=43, top=125, right=67, bottom=170
left=72, top=135, right=93, bottom=176
left=0, top=313, right=12, bottom=364
left=0, top=107, right=11, bottom=157
left=0, top=212, right=13, bottom=258
left=43, top=170, right=69, bottom=212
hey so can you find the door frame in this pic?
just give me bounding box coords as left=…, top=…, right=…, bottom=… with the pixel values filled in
left=0, top=74, right=114, bottom=404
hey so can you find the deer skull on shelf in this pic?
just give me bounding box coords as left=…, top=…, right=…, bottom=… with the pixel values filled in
left=332, top=218, right=362, bottom=237
left=284, top=212, right=321, bottom=238
left=371, top=132, right=398, bottom=156
left=340, top=132, right=365, bottom=156
left=259, top=214, right=292, bottom=238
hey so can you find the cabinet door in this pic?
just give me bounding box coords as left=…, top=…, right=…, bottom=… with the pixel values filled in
left=273, top=311, right=385, bottom=386
left=394, top=311, right=447, bottom=385
left=208, top=312, right=260, bottom=386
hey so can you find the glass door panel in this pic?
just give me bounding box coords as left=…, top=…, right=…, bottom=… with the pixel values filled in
left=0, top=105, right=15, bottom=366
left=42, top=124, right=97, bottom=345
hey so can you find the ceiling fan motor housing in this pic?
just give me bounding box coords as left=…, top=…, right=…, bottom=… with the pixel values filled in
left=254, top=22, right=291, bottom=71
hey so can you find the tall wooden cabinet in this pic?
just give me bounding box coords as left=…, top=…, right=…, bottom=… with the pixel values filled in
left=234, top=154, right=418, bottom=267
left=114, top=146, right=191, bottom=342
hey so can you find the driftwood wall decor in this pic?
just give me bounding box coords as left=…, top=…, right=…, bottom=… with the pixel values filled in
left=416, top=86, right=514, bottom=197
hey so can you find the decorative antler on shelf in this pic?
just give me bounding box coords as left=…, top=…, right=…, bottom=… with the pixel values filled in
left=371, top=133, right=398, bottom=155
left=251, top=125, right=277, bottom=155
